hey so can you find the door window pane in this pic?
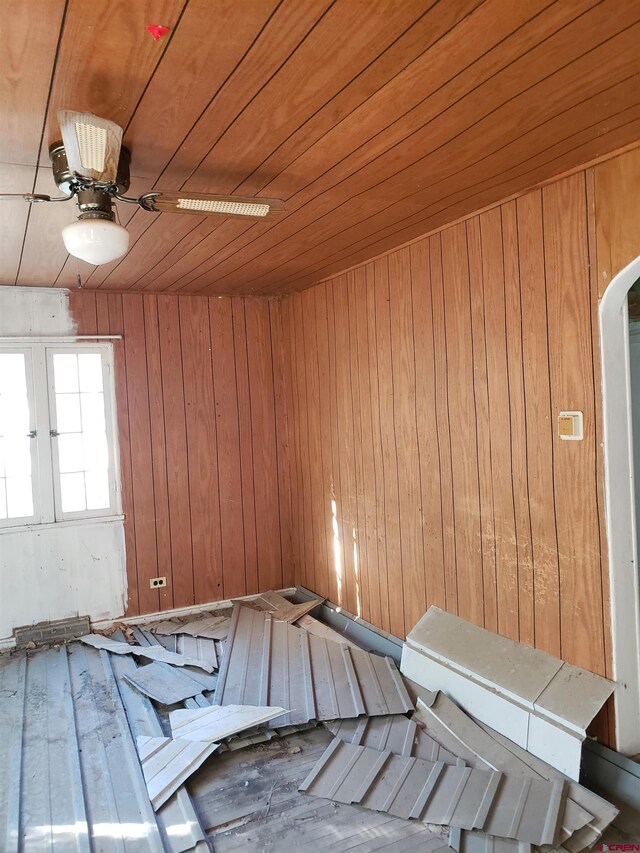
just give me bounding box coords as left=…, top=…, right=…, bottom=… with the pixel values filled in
left=3, top=437, right=31, bottom=477
left=60, top=472, right=86, bottom=512
left=0, top=353, right=33, bottom=520
left=78, top=354, right=103, bottom=392
left=53, top=354, right=79, bottom=392
left=80, top=393, right=106, bottom=433
left=82, top=431, right=109, bottom=472
left=58, top=433, right=82, bottom=473
left=56, top=394, right=82, bottom=433
left=0, top=354, right=27, bottom=396
left=6, top=475, right=33, bottom=517
left=52, top=351, right=111, bottom=514
left=85, top=469, right=109, bottom=509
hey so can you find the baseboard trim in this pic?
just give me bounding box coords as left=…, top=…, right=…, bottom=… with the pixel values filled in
left=91, top=587, right=297, bottom=631
left=292, top=586, right=403, bottom=661
left=582, top=738, right=640, bottom=809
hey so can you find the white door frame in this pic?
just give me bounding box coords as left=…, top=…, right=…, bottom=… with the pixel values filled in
left=600, top=255, right=640, bottom=755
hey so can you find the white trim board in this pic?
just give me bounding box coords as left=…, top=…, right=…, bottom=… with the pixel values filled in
left=401, top=607, right=615, bottom=779
left=599, top=255, right=640, bottom=756
left=91, top=587, right=297, bottom=631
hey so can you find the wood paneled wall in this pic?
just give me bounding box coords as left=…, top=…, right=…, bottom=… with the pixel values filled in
left=281, top=169, right=612, bottom=684
left=69, top=292, right=293, bottom=616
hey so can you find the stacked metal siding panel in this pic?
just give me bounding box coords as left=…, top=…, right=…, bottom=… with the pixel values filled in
left=300, top=736, right=567, bottom=846
left=449, top=828, right=531, bottom=853
left=325, top=715, right=459, bottom=763
left=415, top=694, right=617, bottom=848
left=214, top=604, right=413, bottom=725
left=300, top=738, right=501, bottom=829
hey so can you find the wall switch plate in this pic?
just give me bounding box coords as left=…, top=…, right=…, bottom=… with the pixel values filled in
left=150, top=576, right=167, bottom=589
left=558, top=411, right=583, bottom=440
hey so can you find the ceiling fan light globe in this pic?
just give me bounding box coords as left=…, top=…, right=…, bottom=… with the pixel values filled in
left=62, top=219, right=129, bottom=265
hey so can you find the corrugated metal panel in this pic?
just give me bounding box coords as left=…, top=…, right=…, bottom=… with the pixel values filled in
left=108, top=635, right=211, bottom=852
left=79, top=633, right=215, bottom=672
left=0, top=653, right=27, bottom=852
left=123, top=661, right=210, bottom=705
left=138, top=629, right=221, bottom=683
left=0, top=644, right=166, bottom=853
left=415, top=694, right=604, bottom=847
left=136, top=736, right=219, bottom=810
left=301, top=736, right=566, bottom=845
left=325, top=715, right=458, bottom=763
left=299, top=737, right=501, bottom=830
left=214, top=604, right=413, bottom=725
left=449, top=828, right=531, bottom=853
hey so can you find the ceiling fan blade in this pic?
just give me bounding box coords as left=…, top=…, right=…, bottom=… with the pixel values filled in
left=0, top=193, right=53, bottom=202
left=58, top=110, right=123, bottom=183
left=140, top=192, right=285, bottom=220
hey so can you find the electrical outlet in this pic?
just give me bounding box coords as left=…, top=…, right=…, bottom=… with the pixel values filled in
left=150, top=576, right=167, bottom=589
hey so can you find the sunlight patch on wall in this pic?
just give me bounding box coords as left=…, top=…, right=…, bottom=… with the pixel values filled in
left=331, top=498, right=343, bottom=605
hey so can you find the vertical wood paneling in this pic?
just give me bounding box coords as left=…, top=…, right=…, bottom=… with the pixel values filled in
left=121, top=294, right=160, bottom=616
left=69, top=292, right=285, bottom=615
left=593, top=147, right=640, bottom=297
left=281, top=296, right=303, bottom=588
left=440, top=225, right=484, bottom=627
left=280, top=158, right=618, bottom=716
left=543, top=172, right=605, bottom=675
left=429, top=235, right=459, bottom=616
left=179, top=297, right=223, bottom=604
left=300, top=288, right=322, bottom=599
left=388, top=248, right=426, bottom=633
left=106, top=295, right=139, bottom=615
left=348, top=272, right=367, bottom=620
left=502, top=202, right=535, bottom=648
left=269, top=299, right=295, bottom=588
left=292, top=293, right=313, bottom=593
left=245, top=299, right=283, bottom=592
left=326, top=282, right=346, bottom=608
left=410, top=239, right=446, bottom=613
left=143, top=295, right=173, bottom=609
left=232, top=299, right=259, bottom=595
left=516, top=191, right=561, bottom=658
left=480, top=208, right=519, bottom=642
left=333, top=277, right=359, bottom=616
left=307, top=288, right=330, bottom=598
left=157, top=295, right=194, bottom=609
left=466, top=219, right=498, bottom=633
left=209, top=297, right=245, bottom=599
left=373, top=259, right=405, bottom=638
left=365, top=265, right=390, bottom=631
left=354, top=266, right=380, bottom=626
left=314, top=285, right=338, bottom=605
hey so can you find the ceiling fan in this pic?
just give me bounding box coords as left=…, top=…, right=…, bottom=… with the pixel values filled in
left=0, top=110, right=284, bottom=266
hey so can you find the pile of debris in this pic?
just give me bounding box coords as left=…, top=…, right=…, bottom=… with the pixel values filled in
left=77, top=594, right=618, bottom=852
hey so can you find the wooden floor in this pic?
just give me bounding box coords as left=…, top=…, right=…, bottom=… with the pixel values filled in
left=188, top=725, right=444, bottom=852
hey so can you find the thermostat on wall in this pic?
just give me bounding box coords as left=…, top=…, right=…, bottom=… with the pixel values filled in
left=558, top=411, right=583, bottom=440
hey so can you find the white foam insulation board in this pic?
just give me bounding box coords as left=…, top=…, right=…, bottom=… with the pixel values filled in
left=401, top=607, right=615, bottom=779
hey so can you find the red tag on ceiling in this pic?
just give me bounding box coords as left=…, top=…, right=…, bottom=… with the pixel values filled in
left=146, top=24, right=170, bottom=41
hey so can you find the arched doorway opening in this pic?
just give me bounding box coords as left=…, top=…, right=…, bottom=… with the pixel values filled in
left=600, top=255, right=640, bottom=756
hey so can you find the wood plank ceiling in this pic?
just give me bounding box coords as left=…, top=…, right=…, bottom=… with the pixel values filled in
left=2, top=0, right=640, bottom=296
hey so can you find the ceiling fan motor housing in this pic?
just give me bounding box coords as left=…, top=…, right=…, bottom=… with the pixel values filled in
left=49, top=140, right=131, bottom=196
left=74, top=188, right=116, bottom=221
